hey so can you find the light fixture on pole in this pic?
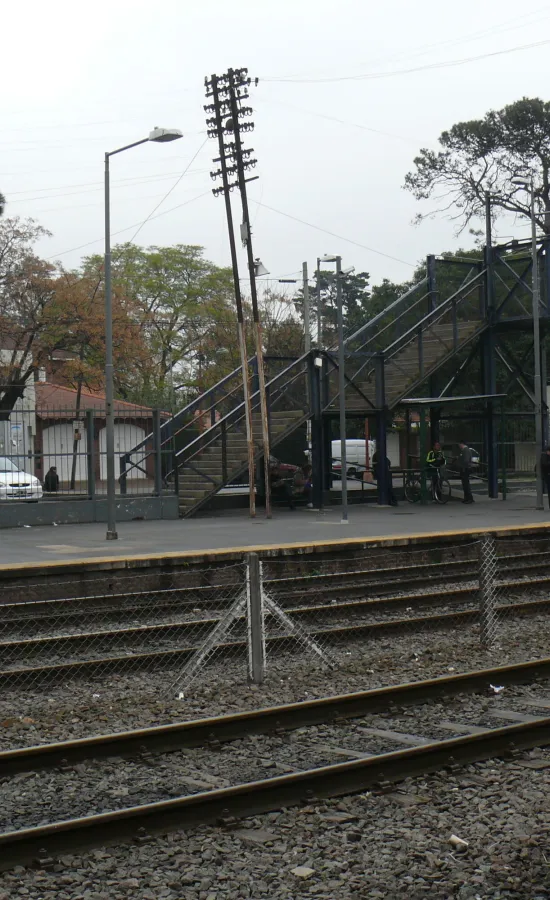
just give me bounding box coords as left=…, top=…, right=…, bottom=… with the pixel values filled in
left=321, top=254, right=348, bottom=524
left=254, top=258, right=269, bottom=277
left=511, top=176, right=544, bottom=510
left=104, top=127, right=182, bottom=541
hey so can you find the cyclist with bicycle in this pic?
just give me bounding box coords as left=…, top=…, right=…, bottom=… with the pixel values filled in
left=426, top=442, right=446, bottom=498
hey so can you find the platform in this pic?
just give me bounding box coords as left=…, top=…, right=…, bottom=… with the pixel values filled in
left=0, top=490, right=548, bottom=567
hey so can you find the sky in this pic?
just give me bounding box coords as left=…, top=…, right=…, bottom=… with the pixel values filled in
left=2, top=0, right=550, bottom=295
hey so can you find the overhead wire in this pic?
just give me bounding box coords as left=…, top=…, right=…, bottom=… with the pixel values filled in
left=251, top=201, right=415, bottom=267
left=260, top=5, right=549, bottom=81
left=262, top=38, right=550, bottom=84
left=5, top=170, right=210, bottom=207
left=128, top=138, right=209, bottom=244
left=46, top=189, right=212, bottom=261
left=256, top=96, right=419, bottom=143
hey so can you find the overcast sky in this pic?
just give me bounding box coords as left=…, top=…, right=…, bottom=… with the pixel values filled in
left=2, top=0, right=549, bottom=295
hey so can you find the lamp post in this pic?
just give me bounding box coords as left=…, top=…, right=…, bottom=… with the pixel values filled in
left=511, top=177, right=543, bottom=510
left=104, top=127, right=182, bottom=540
left=322, top=254, right=353, bottom=524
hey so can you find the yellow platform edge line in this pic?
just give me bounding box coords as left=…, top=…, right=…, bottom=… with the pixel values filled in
left=1, top=520, right=549, bottom=574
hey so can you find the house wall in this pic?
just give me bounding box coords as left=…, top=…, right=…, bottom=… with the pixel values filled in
left=0, top=358, right=36, bottom=471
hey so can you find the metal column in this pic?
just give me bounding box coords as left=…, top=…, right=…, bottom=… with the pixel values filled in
left=482, top=331, right=498, bottom=498
left=153, top=409, right=163, bottom=497
left=374, top=355, right=389, bottom=505
left=484, top=195, right=498, bottom=499
left=86, top=410, right=95, bottom=500
left=309, top=354, right=324, bottom=510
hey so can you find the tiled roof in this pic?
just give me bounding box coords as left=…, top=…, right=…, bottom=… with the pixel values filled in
left=34, top=383, right=156, bottom=417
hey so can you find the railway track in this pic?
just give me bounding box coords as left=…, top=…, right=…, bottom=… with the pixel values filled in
left=1, top=658, right=550, bottom=870
left=2, top=551, right=550, bottom=686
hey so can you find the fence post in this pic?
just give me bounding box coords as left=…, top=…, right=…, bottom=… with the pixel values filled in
left=153, top=409, right=162, bottom=497
left=86, top=410, right=95, bottom=499
left=246, top=552, right=265, bottom=685
left=119, top=454, right=129, bottom=495
left=479, top=533, right=498, bottom=648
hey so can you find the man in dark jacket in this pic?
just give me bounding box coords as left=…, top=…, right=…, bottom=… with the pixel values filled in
left=457, top=441, right=474, bottom=504
left=372, top=451, right=398, bottom=506
left=541, top=447, right=550, bottom=509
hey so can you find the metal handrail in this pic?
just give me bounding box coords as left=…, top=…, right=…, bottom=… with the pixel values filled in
left=383, top=270, right=485, bottom=360
left=341, top=278, right=428, bottom=348
left=165, top=353, right=311, bottom=479
left=119, top=358, right=257, bottom=481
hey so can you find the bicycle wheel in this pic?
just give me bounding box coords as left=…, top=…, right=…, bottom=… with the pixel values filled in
left=404, top=477, right=421, bottom=503
left=434, top=478, right=451, bottom=504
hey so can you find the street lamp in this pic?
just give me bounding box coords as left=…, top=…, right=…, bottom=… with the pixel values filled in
left=104, top=126, right=183, bottom=540
left=511, top=177, right=544, bottom=510
left=321, top=254, right=353, bottom=524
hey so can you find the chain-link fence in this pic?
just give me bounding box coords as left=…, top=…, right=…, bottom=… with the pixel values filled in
left=2, top=531, right=550, bottom=699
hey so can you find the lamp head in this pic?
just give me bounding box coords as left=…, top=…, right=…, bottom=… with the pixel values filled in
left=149, top=127, right=183, bottom=143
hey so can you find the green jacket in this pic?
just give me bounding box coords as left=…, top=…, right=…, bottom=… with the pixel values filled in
left=426, top=449, right=445, bottom=469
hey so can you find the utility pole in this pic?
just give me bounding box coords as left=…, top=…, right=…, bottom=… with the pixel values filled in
left=224, top=67, right=272, bottom=517
left=335, top=257, right=348, bottom=523
left=512, top=176, right=544, bottom=510
left=302, top=262, right=311, bottom=353
left=530, top=182, right=544, bottom=511
left=205, top=72, right=256, bottom=517
left=316, top=258, right=322, bottom=347
left=303, top=261, right=312, bottom=462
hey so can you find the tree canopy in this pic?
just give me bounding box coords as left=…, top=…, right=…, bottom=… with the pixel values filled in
left=294, top=269, right=370, bottom=343
left=404, top=97, right=550, bottom=234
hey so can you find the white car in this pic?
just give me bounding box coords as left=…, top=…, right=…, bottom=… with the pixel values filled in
left=0, top=457, right=43, bottom=501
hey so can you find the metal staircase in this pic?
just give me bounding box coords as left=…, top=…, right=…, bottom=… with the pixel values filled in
left=122, top=264, right=487, bottom=517
left=324, top=268, right=486, bottom=412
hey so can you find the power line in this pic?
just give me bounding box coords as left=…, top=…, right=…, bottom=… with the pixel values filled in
left=128, top=138, right=209, bottom=244
left=257, top=97, right=419, bottom=143
left=259, top=6, right=549, bottom=82
left=252, top=201, right=415, bottom=267
left=5, top=170, right=209, bottom=206
left=46, top=189, right=212, bottom=261
left=6, top=166, right=212, bottom=197
left=262, top=38, right=550, bottom=84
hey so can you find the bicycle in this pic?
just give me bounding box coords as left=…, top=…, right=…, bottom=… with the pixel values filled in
left=404, top=467, right=451, bottom=504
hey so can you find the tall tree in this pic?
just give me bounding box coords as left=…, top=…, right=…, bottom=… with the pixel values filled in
left=0, top=194, right=5, bottom=217
left=82, top=243, right=235, bottom=404
left=0, top=218, right=143, bottom=413
left=294, top=269, right=370, bottom=342
left=404, top=97, right=550, bottom=233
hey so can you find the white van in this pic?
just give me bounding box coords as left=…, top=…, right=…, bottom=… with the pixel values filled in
left=331, top=435, right=400, bottom=477
left=331, top=439, right=375, bottom=477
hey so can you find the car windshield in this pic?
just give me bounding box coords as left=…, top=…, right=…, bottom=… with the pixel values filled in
left=0, top=457, right=20, bottom=473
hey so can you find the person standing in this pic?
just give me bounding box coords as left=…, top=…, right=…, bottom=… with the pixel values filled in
left=426, top=442, right=445, bottom=497
left=372, top=450, right=398, bottom=506
left=540, top=447, right=550, bottom=509
left=44, top=466, right=59, bottom=493
left=457, top=441, right=474, bottom=504
left=293, top=464, right=313, bottom=508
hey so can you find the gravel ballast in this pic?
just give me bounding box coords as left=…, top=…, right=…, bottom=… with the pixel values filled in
left=0, top=748, right=549, bottom=899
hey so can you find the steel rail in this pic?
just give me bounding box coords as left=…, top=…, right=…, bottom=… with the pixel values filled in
left=2, top=572, right=550, bottom=661
left=0, top=714, right=549, bottom=871
left=2, top=596, right=550, bottom=687
left=2, top=657, right=550, bottom=779
left=2, top=549, right=549, bottom=627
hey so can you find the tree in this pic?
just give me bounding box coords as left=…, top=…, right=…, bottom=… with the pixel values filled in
left=0, top=218, right=55, bottom=413
left=82, top=243, right=235, bottom=405
left=294, top=269, right=370, bottom=342
left=404, top=97, right=550, bottom=234
left=0, top=194, right=5, bottom=217
left=0, top=218, right=144, bottom=414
